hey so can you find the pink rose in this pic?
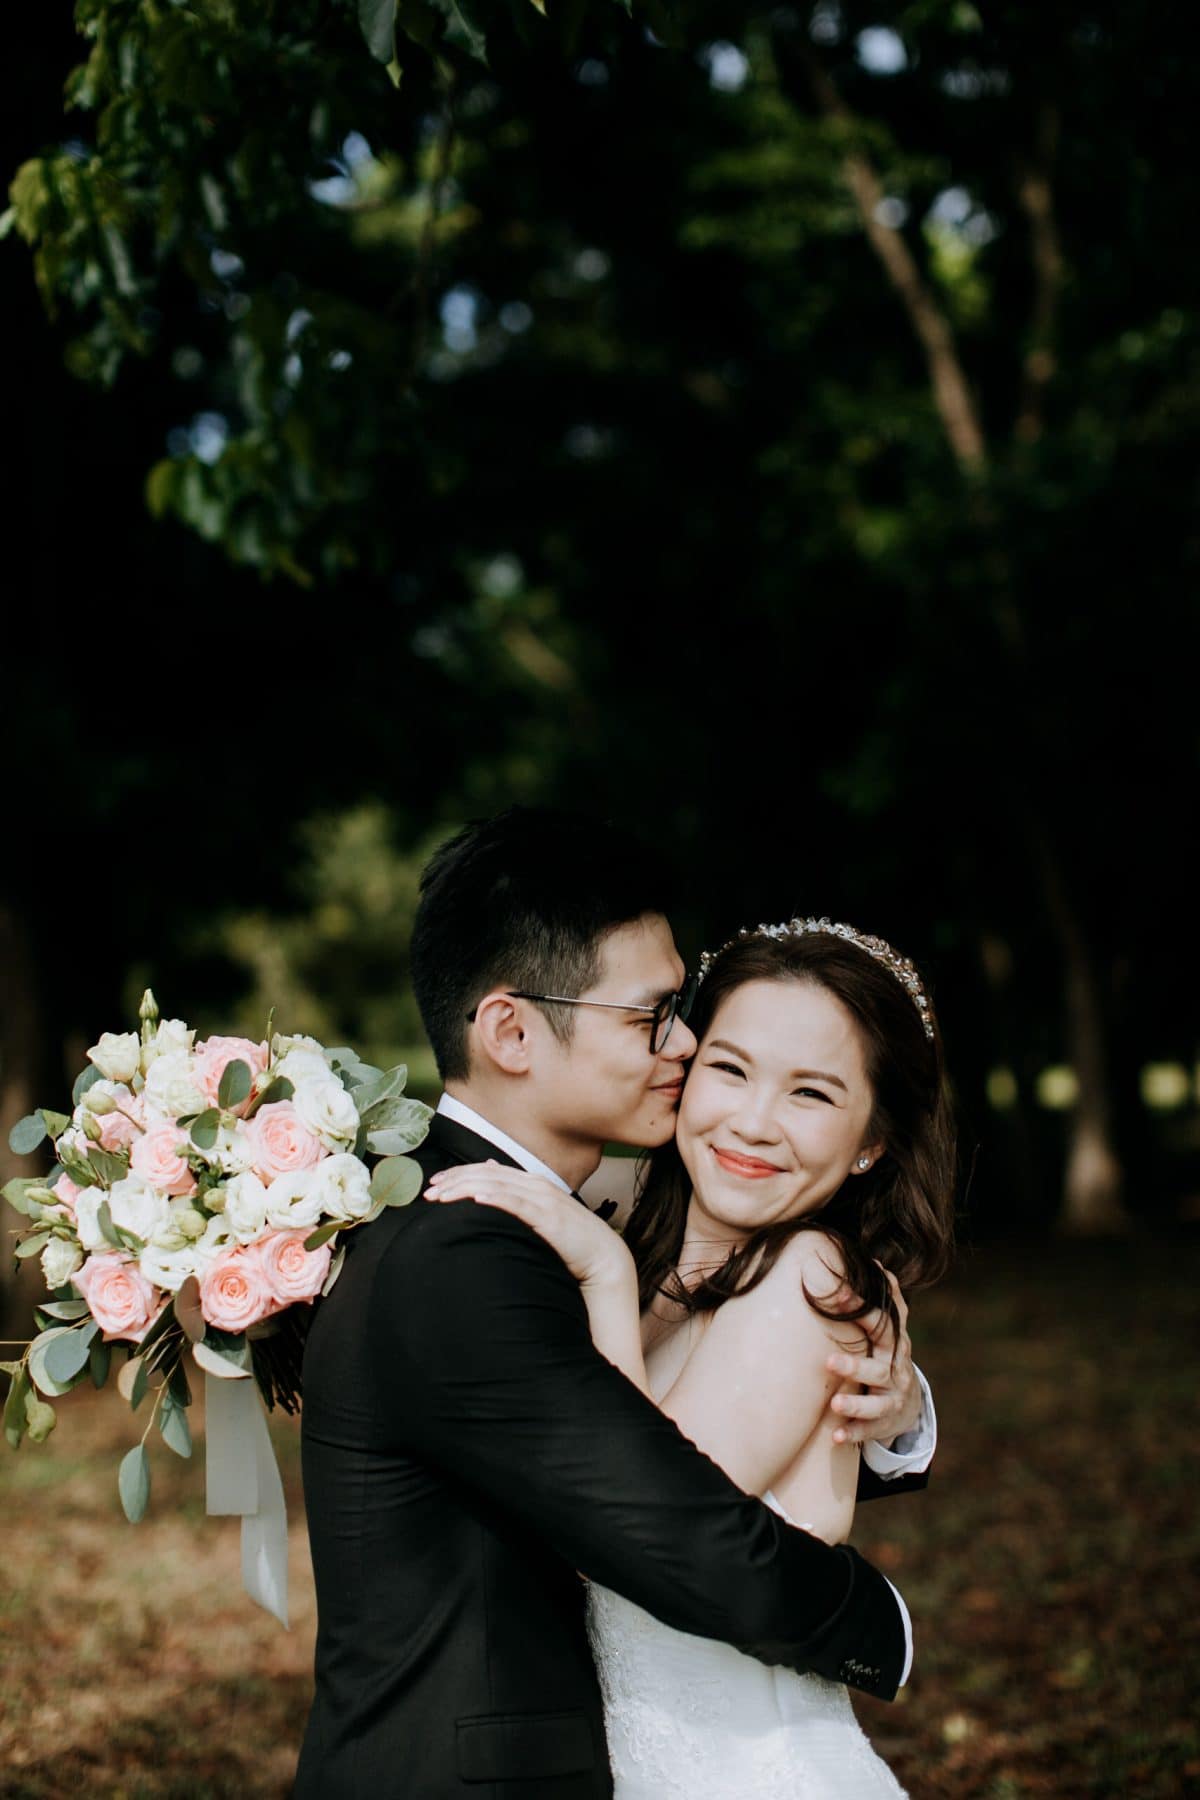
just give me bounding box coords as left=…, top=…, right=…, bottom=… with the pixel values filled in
left=199, top=1248, right=279, bottom=1333
left=257, top=1230, right=331, bottom=1307
left=96, top=1107, right=139, bottom=1154
left=74, top=1253, right=164, bottom=1343
left=130, top=1125, right=197, bottom=1197
left=247, top=1101, right=324, bottom=1182
left=194, top=1036, right=269, bottom=1115
left=50, top=1175, right=81, bottom=1219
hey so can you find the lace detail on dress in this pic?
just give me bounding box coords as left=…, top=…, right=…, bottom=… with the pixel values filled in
left=586, top=1494, right=908, bottom=1799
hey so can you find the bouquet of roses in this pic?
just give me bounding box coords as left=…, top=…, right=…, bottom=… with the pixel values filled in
left=2, top=989, right=430, bottom=1527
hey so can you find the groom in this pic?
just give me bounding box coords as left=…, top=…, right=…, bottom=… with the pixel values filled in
left=296, top=808, right=934, bottom=1798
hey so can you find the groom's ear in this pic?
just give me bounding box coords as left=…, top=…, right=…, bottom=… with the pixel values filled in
left=470, top=992, right=534, bottom=1075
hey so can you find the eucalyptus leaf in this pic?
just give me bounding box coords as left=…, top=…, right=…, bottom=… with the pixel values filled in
left=14, top=1233, right=52, bottom=1260
left=217, top=1058, right=252, bottom=1110
left=118, top=1443, right=151, bottom=1522
left=88, top=1146, right=130, bottom=1185
left=370, top=1155, right=424, bottom=1209
left=303, top=1221, right=343, bottom=1252
left=3, top=1177, right=45, bottom=1217
left=4, top=1366, right=31, bottom=1449
left=29, top=1328, right=85, bottom=1398
left=24, top=1394, right=57, bottom=1443
left=117, top=1355, right=146, bottom=1405
left=252, top=1075, right=294, bottom=1110
left=365, top=1097, right=432, bottom=1154
left=354, top=1064, right=409, bottom=1115
left=190, top=1109, right=220, bottom=1150
left=173, top=1276, right=205, bottom=1344
left=37, top=1300, right=90, bottom=1321
left=192, top=1339, right=252, bottom=1380
left=96, top=1200, right=123, bottom=1249
left=43, top=1322, right=98, bottom=1386
left=40, top=1109, right=71, bottom=1140
left=89, top=1339, right=112, bottom=1389
left=8, top=1113, right=47, bottom=1157
left=321, top=1244, right=346, bottom=1297
left=358, top=0, right=396, bottom=62
left=58, top=1145, right=97, bottom=1188
left=159, top=1395, right=193, bottom=1459
left=72, top=1065, right=104, bottom=1105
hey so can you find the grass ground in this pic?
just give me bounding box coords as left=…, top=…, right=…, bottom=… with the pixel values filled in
left=1, top=1236, right=1197, bottom=1799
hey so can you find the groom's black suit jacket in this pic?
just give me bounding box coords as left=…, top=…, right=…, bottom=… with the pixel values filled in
left=296, top=1114, right=912, bottom=1799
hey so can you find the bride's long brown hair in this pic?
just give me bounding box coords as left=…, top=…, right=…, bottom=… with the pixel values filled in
left=623, top=932, right=957, bottom=1341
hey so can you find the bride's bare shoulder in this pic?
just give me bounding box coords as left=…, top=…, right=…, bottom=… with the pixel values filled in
left=755, top=1229, right=865, bottom=1351
left=577, top=1153, right=644, bottom=1227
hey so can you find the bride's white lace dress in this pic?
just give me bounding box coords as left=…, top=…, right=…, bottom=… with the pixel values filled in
left=586, top=1495, right=908, bottom=1799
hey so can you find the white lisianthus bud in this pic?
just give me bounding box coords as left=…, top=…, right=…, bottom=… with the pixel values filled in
left=79, top=1078, right=131, bottom=1119
left=41, top=1238, right=83, bottom=1290
left=272, top=1033, right=328, bottom=1061
left=141, top=1018, right=195, bottom=1071
left=292, top=1079, right=360, bottom=1151
left=172, top=1204, right=207, bottom=1242
left=311, top=1152, right=376, bottom=1221
left=139, top=988, right=160, bottom=1024
left=223, top=1170, right=269, bottom=1243
left=80, top=1112, right=103, bottom=1143
left=143, top=1051, right=207, bottom=1122
left=87, top=1032, right=142, bottom=1084
left=107, top=1176, right=171, bottom=1245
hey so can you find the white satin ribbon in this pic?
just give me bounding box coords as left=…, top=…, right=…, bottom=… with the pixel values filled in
left=204, top=1372, right=290, bottom=1627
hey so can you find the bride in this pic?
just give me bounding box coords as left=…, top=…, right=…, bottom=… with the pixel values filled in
left=427, top=918, right=956, bottom=1798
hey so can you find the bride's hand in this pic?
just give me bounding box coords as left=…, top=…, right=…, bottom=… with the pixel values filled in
left=424, top=1161, right=635, bottom=1293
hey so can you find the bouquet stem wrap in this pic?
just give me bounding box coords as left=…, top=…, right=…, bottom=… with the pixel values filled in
left=204, top=1372, right=289, bottom=1627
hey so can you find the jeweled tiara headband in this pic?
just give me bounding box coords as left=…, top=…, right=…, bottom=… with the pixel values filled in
left=697, top=916, right=936, bottom=1041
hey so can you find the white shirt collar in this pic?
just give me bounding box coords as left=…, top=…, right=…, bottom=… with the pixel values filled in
left=435, top=1094, right=573, bottom=1195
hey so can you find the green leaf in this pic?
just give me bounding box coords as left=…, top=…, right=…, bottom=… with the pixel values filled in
left=29, top=1328, right=88, bottom=1398
left=358, top=0, right=396, bottom=61
left=96, top=1199, right=124, bottom=1249
left=24, top=1394, right=57, bottom=1443
left=42, top=1321, right=98, bottom=1386
left=159, top=1394, right=193, bottom=1459
left=37, top=1299, right=90, bottom=1321
left=251, top=1075, right=293, bottom=1110
left=370, top=1155, right=424, bottom=1209
left=3, top=1177, right=46, bottom=1217
left=58, top=1144, right=97, bottom=1188
left=322, top=1244, right=346, bottom=1296
left=303, top=1221, right=343, bottom=1251
left=88, top=1146, right=130, bottom=1186
left=190, top=1109, right=221, bottom=1150
left=217, top=1058, right=252, bottom=1110
left=354, top=1064, right=409, bottom=1114
left=4, top=1366, right=31, bottom=1450
left=40, top=1109, right=71, bottom=1140
left=89, top=1339, right=112, bottom=1389
left=129, top=1358, right=149, bottom=1411
left=14, top=1232, right=52, bottom=1260
left=192, top=1338, right=252, bottom=1380
left=72, top=1065, right=104, bottom=1106
left=118, top=1444, right=151, bottom=1522
left=364, top=1096, right=432, bottom=1154
left=8, top=1113, right=47, bottom=1157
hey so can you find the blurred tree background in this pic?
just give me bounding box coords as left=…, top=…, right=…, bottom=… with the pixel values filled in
left=7, top=0, right=1198, bottom=1252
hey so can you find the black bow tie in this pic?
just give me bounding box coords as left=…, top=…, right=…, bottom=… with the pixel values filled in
left=573, top=1190, right=618, bottom=1223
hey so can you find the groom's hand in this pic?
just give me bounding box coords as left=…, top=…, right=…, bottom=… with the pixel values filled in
left=825, top=1269, right=921, bottom=1448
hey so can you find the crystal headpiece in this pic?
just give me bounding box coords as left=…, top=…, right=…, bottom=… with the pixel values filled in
left=698, top=916, right=936, bottom=1041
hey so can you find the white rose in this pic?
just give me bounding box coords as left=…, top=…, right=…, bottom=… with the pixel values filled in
left=292, top=1079, right=360, bottom=1150
left=311, top=1152, right=375, bottom=1221
left=200, top=1121, right=255, bottom=1176
left=108, top=1176, right=170, bottom=1245
left=74, top=1189, right=107, bottom=1253
left=223, top=1170, right=269, bottom=1243
left=87, top=1032, right=141, bottom=1084
left=139, top=1241, right=217, bottom=1293
left=141, top=1018, right=195, bottom=1070
left=41, top=1238, right=83, bottom=1290
left=143, top=1051, right=207, bottom=1122
left=264, top=1169, right=325, bottom=1230
left=274, top=1049, right=334, bottom=1090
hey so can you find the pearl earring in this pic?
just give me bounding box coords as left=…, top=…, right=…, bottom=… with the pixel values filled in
left=857, top=1156, right=871, bottom=1171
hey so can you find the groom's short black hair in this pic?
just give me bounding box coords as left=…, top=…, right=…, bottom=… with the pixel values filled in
left=412, top=806, right=674, bottom=1082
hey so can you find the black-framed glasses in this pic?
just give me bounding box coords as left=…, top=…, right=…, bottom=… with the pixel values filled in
left=468, top=974, right=699, bottom=1056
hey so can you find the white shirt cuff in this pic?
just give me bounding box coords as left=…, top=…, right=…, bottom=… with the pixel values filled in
left=883, top=1577, right=914, bottom=1687
left=861, top=1366, right=936, bottom=1479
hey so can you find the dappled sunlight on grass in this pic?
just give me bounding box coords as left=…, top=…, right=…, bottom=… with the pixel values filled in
left=1, top=1239, right=1197, bottom=1796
